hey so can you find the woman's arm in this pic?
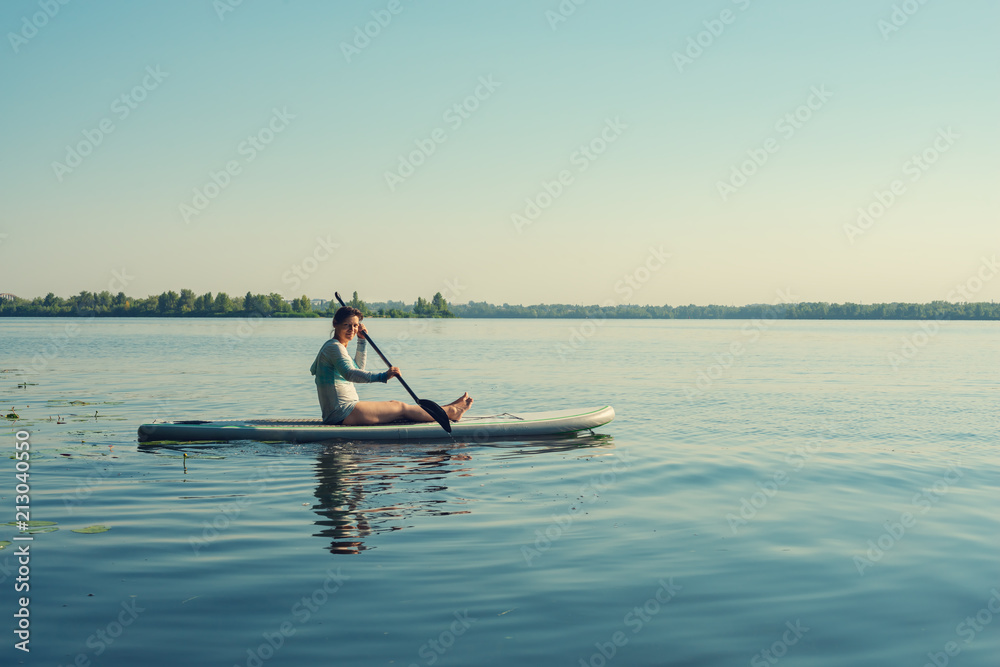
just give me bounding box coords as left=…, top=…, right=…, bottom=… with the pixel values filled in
left=354, top=338, right=367, bottom=370
left=326, top=341, right=387, bottom=384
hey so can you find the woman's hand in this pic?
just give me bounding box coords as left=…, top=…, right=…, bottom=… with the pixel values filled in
left=386, top=366, right=401, bottom=380
left=357, top=323, right=368, bottom=340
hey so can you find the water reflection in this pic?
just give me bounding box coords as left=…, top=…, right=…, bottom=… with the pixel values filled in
left=310, top=447, right=473, bottom=555
left=309, top=432, right=615, bottom=554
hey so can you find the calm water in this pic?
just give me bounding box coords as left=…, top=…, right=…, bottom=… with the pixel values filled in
left=1, top=317, right=998, bottom=667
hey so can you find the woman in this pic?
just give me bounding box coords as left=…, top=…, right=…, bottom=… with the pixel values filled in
left=311, top=306, right=473, bottom=425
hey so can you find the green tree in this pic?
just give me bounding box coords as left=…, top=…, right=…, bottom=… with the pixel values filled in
left=413, top=296, right=432, bottom=316
left=243, top=291, right=260, bottom=314
left=194, top=291, right=213, bottom=314
left=179, top=289, right=196, bottom=313
left=292, top=295, right=311, bottom=312
left=268, top=293, right=290, bottom=313
left=96, top=290, right=112, bottom=311
left=158, top=291, right=179, bottom=314
left=348, top=291, right=374, bottom=317
left=431, top=292, right=454, bottom=317
left=214, top=292, right=233, bottom=314
left=75, top=290, right=96, bottom=313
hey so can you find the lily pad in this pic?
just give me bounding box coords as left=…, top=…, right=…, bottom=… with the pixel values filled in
left=27, top=526, right=59, bottom=534
left=4, top=520, right=57, bottom=527
left=0, top=541, right=11, bottom=549
left=72, top=525, right=110, bottom=534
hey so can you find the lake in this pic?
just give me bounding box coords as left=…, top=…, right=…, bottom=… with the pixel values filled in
left=1, top=317, right=998, bottom=667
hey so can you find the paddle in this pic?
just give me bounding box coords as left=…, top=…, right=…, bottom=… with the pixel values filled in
left=334, top=292, right=452, bottom=433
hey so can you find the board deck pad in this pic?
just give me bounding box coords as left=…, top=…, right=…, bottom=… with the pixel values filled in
left=137, top=405, right=615, bottom=444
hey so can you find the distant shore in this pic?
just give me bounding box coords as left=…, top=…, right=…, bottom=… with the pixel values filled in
left=1, top=291, right=998, bottom=320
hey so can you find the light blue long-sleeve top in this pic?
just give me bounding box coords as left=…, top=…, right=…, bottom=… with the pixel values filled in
left=310, top=338, right=389, bottom=424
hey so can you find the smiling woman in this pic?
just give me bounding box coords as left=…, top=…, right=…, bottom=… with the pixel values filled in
left=310, top=306, right=473, bottom=426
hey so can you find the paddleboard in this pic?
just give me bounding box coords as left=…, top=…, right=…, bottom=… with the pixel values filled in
left=137, top=405, right=615, bottom=444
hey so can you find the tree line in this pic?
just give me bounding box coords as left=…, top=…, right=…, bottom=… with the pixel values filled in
left=1, top=291, right=997, bottom=319
left=354, top=292, right=455, bottom=318
left=451, top=300, right=1000, bottom=320
left=0, top=290, right=456, bottom=318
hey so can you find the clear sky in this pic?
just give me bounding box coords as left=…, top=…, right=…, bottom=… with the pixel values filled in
left=2, top=0, right=997, bottom=306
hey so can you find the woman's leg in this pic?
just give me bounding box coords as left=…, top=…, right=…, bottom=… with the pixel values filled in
left=343, top=393, right=473, bottom=426
left=342, top=400, right=418, bottom=425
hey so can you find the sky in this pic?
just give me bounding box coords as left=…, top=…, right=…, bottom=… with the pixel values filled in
left=1, top=0, right=997, bottom=307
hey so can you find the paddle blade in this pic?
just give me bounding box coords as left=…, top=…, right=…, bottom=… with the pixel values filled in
left=418, top=399, right=452, bottom=433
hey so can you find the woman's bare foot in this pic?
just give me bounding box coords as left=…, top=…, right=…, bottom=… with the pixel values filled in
left=445, top=392, right=469, bottom=406
left=443, top=392, right=473, bottom=422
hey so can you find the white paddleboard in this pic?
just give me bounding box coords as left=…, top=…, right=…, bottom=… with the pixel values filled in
left=137, top=405, right=615, bottom=444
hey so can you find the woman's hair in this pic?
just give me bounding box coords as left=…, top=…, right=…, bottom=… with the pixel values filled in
left=333, top=306, right=363, bottom=326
